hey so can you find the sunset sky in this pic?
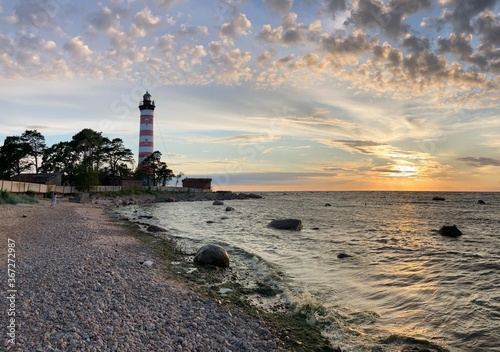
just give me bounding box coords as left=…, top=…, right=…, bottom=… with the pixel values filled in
left=0, top=0, right=499, bottom=191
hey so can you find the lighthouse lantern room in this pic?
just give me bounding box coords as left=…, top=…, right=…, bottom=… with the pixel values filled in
left=138, top=91, right=155, bottom=166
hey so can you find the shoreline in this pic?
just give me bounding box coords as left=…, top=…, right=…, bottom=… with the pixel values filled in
left=1, top=196, right=333, bottom=351
left=1, top=198, right=281, bottom=351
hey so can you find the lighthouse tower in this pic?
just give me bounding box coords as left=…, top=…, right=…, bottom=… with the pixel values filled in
left=138, top=91, right=155, bottom=166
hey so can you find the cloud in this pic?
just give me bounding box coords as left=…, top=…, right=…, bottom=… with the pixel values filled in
left=321, top=0, right=348, bottom=18
left=87, top=6, right=122, bottom=34
left=208, top=47, right=252, bottom=84
left=325, top=139, right=387, bottom=154
left=63, top=36, right=93, bottom=59
left=439, top=0, right=497, bottom=33
left=176, top=24, right=209, bottom=38
left=457, top=157, right=500, bottom=167
left=263, top=0, right=294, bottom=14
left=129, top=8, right=161, bottom=37
left=219, top=13, right=251, bottom=44
left=11, top=0, right=62, bottom=30
left=205, top=134, right=279, bottom=144
left=257, top=24, right=283, bottom=43
left=437, top=32, right=473, bottom=58
left=155, top=0, right=187, bottom=9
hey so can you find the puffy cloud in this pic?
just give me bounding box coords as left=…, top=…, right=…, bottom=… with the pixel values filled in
left=219, top=14, right=251, bottom=44
left=321, top=32, right=372, bottom=57
left=211, top=48, right=252, bottom=84
left=348, top=0, right=432, bottom=39
left=156, top=34, right=175, bottom=52
left=257, top=24, right=283, bottom=43
left=87, top=6, right=122, bottom=34
left=129, top=8, right=161, bottom=37
left=63, top=36, right=93, bottom=59
left=437, top=32, right=473, bottom=57
left=321, top=0, right=348, bottom=18
left=439, top=0, right=497, bottom=33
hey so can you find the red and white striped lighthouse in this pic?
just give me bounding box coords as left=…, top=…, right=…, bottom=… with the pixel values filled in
left=138, top=91, right=155, bottom=165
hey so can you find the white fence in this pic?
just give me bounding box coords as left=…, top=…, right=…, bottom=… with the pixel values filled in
left=0, top=180, right=207, bottom=194
left=0, top=180, right=77, bottom=194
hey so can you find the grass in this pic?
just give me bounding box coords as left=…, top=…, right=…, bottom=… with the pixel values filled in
left=0, top=191, right=38, bottom=205
left=117, top=218, right=336, bottom=352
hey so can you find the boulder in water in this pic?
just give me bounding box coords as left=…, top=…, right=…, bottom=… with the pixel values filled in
left=268, top=219, right=303, bottom=230
left=225, top=206, right=234, bottom=211
left=194, top=244, right=230, bottom=268
left=478, top=200, right=486, bottom=205
left=337, top=253, right=352, bottom=259
left=438, top=225, right=463, bottom=237
left=432, top=196, right=446, bottom=201
left=213, top=200, right=224, bottom=205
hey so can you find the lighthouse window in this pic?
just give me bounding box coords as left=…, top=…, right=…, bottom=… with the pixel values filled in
left=145, top=118, right=149, bottom=124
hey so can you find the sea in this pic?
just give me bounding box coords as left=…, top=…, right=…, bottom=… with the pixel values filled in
left=117, top=192, right=500, bottom=352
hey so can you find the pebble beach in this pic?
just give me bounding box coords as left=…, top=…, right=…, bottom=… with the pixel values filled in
left=1, top=198, right=282, bottom=351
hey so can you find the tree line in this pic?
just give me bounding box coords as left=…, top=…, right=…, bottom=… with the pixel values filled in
left=0, top=129, right=179, bottom=190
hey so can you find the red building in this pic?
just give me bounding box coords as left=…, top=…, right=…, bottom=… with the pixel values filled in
left=182, top=178, right=212, bottom=190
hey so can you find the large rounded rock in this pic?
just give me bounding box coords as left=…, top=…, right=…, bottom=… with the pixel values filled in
left=194, top=244, right=230, bottom=268
left=212, top=200, right=224, bottom=205
left=268, top=219, right=303, bottom=230
left=438, top=225, right=463, bottom=237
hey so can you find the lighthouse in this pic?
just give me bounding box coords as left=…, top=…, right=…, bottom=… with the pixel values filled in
left=138, top=91, right=155, bottom=166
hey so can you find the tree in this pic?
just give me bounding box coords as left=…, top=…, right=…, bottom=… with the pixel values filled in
left=157, top=163, right=174, bottom=186
left=101, top=138, right=134, bottom=177
left=0, top=136, right=31, bottom=178
left=74, top=165, right=100, bottom=192
left=70, top=129, right=104, bottom=169
left=40, top=141, right=78, bottom=184
left=21, top=130, right=46, bottom=173
left=175, top=172, right=184, bottom=187
left=136, top=151, right=174, bottom=186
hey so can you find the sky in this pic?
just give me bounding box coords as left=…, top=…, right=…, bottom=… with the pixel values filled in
left=0, top=0, right=499, bottom=192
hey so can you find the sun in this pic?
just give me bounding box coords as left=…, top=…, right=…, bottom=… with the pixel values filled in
left=395, top=164, right=417, bottom=176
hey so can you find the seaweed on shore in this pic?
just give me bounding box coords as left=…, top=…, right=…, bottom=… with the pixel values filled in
left=115, top=215, right=336, bottom=352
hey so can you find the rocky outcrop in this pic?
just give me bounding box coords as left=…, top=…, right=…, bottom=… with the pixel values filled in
left=268, top=219, right=303, bottom=231
left=194, top=244, right=230, bottom=268
left=438, top=225, right=463, bottom=237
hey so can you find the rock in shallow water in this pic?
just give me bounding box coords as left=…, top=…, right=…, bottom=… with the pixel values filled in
left=268, top=219, right=303, bottom=231
left=438, top=224, right=463, bottom=237
left=194, top=244, right=230, bottom=268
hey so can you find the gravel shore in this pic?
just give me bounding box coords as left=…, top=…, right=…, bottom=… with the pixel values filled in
left=1, top=198, right=282, bottom=351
